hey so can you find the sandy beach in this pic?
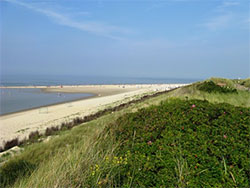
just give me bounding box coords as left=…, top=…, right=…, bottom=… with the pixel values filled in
left=0, top=84, right=187, bottom=148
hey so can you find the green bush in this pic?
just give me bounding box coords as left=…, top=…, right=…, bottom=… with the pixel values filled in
left=95, top=99, right=249, bottom=187
left=197, top=81, right=237, bottom=93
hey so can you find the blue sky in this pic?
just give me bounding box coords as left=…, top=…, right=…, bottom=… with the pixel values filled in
left=1, top=0, right=249, bottom=79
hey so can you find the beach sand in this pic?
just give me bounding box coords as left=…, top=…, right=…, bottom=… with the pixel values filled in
left=0, top=84, right=187, bottom=148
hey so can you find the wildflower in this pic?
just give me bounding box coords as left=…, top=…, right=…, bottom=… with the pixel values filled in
left=223, top=111, right=226, bottom=114
left=240, top=111, right=243, bottom=114
left=195, top=154, right=197, bottom=158
left=191, top=104, right=196, bottom=108
left=223, top=134, right=227, bottom=139
left=147, top=141, right=152, bottom=145
left=181, top=126, right=184, bottom=130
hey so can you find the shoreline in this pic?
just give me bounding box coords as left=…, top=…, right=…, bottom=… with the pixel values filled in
left=0, top=84, right=157, bottom=88
left=0, top=83, right=188, bottom=89
left=0, top=93, right=98, bottom=117
left=0, top=84, right=139, bottom=116
left=0, top=84, right=188, bottom=148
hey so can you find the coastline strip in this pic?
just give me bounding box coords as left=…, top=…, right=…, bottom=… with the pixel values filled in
left=0, top=84, right=187, bottom=149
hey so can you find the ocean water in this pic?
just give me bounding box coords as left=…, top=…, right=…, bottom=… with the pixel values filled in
left=0, top=75, right=199, bottom=86
left=0, top=75, right=200, bottom=115
left=0, top=88, right=93, bottom=115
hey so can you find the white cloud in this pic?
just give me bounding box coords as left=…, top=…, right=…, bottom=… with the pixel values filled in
left=215, top=0, right=240, bottom=12
left=200, top=14, right=232, bottom=31
left=222, top=1, right=239, bottom=7
left=3, top=0, right=131, bottom=40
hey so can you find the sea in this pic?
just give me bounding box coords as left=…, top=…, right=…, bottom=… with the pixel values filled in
left=0, top=75, right=200, bottom=115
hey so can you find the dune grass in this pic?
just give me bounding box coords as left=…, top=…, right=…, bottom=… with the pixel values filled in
left=236, top=78, right=250, bottom=88
left=209, top=77, right=237, bottom=88
left=168, top=84, right=250, bottom=107
left=0, top=78, right=249, bottom=187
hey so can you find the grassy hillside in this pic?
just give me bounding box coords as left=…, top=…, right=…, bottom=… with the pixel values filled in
left=0, top=78, right=249, bottom=187
left=167, top=79, right=250, bottom=107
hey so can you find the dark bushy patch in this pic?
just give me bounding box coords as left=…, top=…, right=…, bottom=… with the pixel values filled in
left=28, top=131, right=41, bottom=141
left=45, top=126, right=59, bottom=136
left=3, top=138, right=19, bottom=151
left=102, top=99, right=249, bottom=187
left=197, top=81, right=237, bottom=93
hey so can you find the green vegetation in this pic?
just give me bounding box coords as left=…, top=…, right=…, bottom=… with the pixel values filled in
left=209, top=77, right=237, bottom=88
left=168, top=81, right=250, bottom=108
left=209, top=77, right=250, bottom=89
left=0, top=78, right=249, bottom=187
left=99, top=99, right=249, bottom=187
left=236, top=78, right=250, bottom=88
left=197, top=80, right=237, bottom=93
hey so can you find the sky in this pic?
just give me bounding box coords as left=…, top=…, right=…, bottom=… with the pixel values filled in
left=0, top=0, right=249, bottom=79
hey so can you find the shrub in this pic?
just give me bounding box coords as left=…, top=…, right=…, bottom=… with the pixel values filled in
left=197, top=81, right=237, bottom=93
left=45, top=126, right=59, bottom=136
left=3, top=138, right=19, bottom=151
left=28, top=131, right=41, bottom=141
left=94, top=99, right=249, bottom=187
